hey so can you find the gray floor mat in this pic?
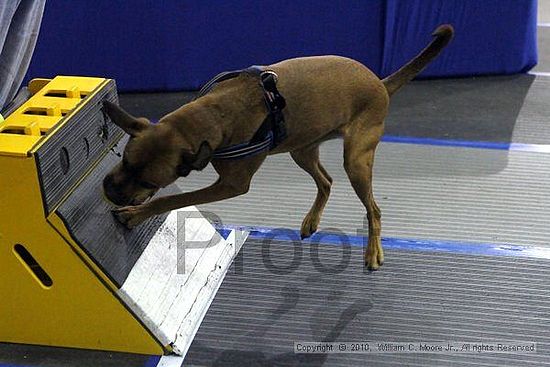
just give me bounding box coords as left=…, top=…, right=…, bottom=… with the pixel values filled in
left=186, top=238, right=550, bottom=366
left=178, top=139, right=550, bottom=248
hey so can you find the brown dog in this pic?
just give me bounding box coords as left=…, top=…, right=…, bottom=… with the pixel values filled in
left=103, top=24, right=453, bottom=270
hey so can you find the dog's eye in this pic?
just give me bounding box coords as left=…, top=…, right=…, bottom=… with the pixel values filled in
left=139, top=181, right=158, bottom=190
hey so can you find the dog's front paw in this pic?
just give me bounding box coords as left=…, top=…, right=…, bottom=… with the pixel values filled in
left=112, top=204, right=151, bottom=229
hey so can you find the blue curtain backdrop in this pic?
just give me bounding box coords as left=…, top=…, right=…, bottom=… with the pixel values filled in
left=381, top=0, right=538, bottom=78
left=25, top=0, right=537, bottom=92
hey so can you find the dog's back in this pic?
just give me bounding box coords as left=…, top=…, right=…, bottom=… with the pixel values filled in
left=268, top=55, right=386, bottom=152
left=267, top=25, right=454, bottom=153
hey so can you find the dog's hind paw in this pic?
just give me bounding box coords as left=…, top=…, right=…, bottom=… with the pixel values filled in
left=365, top=259, right=380, bottom=271
left=377, top=245, right=384, bottom=266
left=365, top=246, right=383, bottom=271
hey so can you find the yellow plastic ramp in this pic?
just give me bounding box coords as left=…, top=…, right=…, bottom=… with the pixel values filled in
left=0, top=76, right=245, bottom=356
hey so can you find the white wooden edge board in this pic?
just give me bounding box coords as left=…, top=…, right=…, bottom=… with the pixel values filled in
left=117, top=206, right=248, bottom=356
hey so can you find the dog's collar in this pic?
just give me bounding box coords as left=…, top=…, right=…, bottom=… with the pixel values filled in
left=195, top=66, right=287, bottom=160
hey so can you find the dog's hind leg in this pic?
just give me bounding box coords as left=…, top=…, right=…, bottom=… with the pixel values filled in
left=342, top=118, right=384, bottom=270
left=290, top=145, right=333, bottom=239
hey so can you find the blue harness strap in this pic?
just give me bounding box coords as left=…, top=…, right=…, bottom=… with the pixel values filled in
left=196, top=66, right=287, bottom=160
left=212, top=131, right=274, bottom=159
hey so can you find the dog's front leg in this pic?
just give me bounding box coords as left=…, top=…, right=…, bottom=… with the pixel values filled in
left=113, top=155, right=266, bottom=228
left=113, top=180, right=245, bottom=228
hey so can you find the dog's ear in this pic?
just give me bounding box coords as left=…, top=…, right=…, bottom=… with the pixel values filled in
left=103, top=101, right=149, bottom=137
left=190, top=141, right=213, bottom=170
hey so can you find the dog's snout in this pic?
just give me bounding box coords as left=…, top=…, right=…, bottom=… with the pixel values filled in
left=103, top=174, right=129, bottom=206
left=103, top=174, right=114, bottom=190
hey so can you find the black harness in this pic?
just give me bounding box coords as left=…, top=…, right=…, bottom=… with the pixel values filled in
left=197, top=65, right=287, bottom=160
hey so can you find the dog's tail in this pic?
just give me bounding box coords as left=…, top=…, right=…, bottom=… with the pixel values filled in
left=382, top=24, right=454, bottom=96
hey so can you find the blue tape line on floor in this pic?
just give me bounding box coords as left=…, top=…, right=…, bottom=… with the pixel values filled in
left=216, top=227, right=232, bottom=240
left=381, top=135, right=550, bottom=153
left=0, top=355, right=162, bottom=367
left=218, top=225, right=550, bottom=260
left=144, top=356, right=162, bottom=367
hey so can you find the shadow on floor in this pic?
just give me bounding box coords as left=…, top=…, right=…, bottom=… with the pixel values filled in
left=0, top=343, right=154, bottom=367
left=385, top=74, right=535, bottom=143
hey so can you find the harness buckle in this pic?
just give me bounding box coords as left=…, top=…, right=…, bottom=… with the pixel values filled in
left=260, top=70, right=278, bottom=84
left=260, top=70, right=287, bottom=112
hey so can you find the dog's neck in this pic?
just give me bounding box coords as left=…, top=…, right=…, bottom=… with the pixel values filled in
left=161, top=80, right=267, bottom=153
left=161, top=98, right=224, bottom=153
